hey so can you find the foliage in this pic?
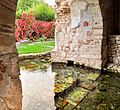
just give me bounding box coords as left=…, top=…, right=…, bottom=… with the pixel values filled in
left=32, top=20, right=55, bottom=38
left=16, top=0, right=55, bottom=21
left=17, top=0, right=40, bottom=11
left=33, top=3, right=55, bottom=21
left=16, top=12, right=35, bottom=42
left=15, top=12, right=55, bottom=42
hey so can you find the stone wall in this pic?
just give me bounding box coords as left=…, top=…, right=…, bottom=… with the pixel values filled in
left=107, top=0, right=120, bottom=66
left=52, top=0, right=105, bottom=69
left=0, top=0, right=22, bottom=110
left=52, top=0, right=119, bottom=69
left=108, top=35, right=120, bottom=65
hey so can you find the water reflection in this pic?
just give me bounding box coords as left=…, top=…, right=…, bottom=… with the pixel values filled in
left=20, top=59, right=55, bottom=110
left=19, top=59, right=120, bottom=110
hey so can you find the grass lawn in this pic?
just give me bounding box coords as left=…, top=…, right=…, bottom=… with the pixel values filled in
left=17, top=40, right=55, bottom=54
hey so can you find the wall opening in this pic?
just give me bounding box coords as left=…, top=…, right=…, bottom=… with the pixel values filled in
left=99, top=0, right=120, bottom=66
left=15, top=0, right=55, bottom=55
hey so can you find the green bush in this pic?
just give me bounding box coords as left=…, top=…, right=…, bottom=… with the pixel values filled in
left=16, top=0, right=55, bottom=21
left=16, top=9, right=23, bottom=19
left=16, top=0, right=41, bottom=19
left=33, top=3, right=55, bottom=21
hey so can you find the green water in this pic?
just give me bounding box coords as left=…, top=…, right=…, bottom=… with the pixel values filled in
left=20, top=59, right=120, bottom=110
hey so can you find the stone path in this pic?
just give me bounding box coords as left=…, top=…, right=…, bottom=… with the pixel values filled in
left=53, top=63, right=120, bottom=110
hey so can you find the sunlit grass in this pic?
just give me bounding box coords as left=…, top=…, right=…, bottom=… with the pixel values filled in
left=17, top=41, right=55, bottom=54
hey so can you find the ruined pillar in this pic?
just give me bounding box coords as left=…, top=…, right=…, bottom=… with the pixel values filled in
left=0, top=1, right=22, bottom=110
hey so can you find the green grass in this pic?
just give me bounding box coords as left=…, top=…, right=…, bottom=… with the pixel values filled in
left=17, top=41, right=55, bottom=54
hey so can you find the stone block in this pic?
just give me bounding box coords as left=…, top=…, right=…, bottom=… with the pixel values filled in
left=93, top=29, right=103, bottom=36
left=0, top=35, right=14, bottom=46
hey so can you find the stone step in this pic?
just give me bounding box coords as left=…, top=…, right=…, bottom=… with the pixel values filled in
left=55, top=87, right=89, bottom=110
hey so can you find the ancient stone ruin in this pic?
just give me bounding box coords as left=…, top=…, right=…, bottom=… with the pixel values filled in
left=0, top=0, right=120, bottom=109
left=0, top=1, right=22, bottom=110
left=52, top=0, right=120, bottom=69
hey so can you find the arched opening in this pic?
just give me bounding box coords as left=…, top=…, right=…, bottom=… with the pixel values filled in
left=0, top=0, right=120, bottom=109
left=15, top=0, right=56, bottom=110
left=15, top=0, right=55, bottom=55
left=99, top=0, right=120, bottom=66
left=0, top=0, right=56, bottom=109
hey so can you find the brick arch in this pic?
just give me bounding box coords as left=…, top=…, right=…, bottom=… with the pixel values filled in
left=0, top=1, right=22, bottom=110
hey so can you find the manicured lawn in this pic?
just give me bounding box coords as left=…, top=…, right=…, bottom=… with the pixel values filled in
left=17, top=41, right=55, bottom=54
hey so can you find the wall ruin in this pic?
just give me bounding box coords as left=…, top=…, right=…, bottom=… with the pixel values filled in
left=52, top=0, right=120, bottom=69
left=0, top=0, right=22, bottom=110
left=52, top=0, right=104, bottom=69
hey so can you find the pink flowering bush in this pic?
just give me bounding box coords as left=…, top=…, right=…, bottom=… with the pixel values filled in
left=15, top=12, right=55, bottom=42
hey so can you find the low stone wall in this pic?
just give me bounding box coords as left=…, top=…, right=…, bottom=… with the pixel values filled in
left=108, top=35, right=120, bottom=65
left=19, top=52, right=51, bottom=61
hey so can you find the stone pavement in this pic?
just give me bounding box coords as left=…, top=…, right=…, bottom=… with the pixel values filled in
left=52, top=63, right=120, bottom=110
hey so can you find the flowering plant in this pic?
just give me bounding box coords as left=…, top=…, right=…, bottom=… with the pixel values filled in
left=15, top=12, right=55, bottom=42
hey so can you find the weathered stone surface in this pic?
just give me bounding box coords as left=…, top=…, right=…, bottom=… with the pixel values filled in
left=52, top=0, right=120, bottom=69
left=108, top=35, right=120, bottom=65
left=0, top=97, right=9, bottom=110
left=0, top=1, right=22, bottom=109
left=54, top=63, right=120, bottom=110
left=52, top=0, right=104, bottom=69
left=0, top=35, right=14, bottom=46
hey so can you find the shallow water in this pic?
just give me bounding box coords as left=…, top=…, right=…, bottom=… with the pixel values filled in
left=19, top=59, right=120, bottom=110
left=20, top=60, right=56, bottom=110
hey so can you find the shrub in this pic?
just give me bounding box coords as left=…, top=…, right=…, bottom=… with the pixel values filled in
left=16, top=12, right=35, bottom=41
left=16, top=0, right=41, bottom=19
left=32, top=21, right=55, bottom=38
left=16, top=9, right=23, bottom=19
left=33, top=3, right=55, bottom=21
left=15, top=12, right=55, bottom=42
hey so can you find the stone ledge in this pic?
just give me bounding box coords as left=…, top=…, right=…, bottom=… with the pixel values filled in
left=105, top=63, right=120, bottom=73
left=18, top=51, right=51, bottom=61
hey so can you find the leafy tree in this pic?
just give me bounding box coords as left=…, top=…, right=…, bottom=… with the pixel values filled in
left=16, top=0, right=42, bottom=18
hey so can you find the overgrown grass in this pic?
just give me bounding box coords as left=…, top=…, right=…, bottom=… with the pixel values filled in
left=17, top=41, right=55, bottom=54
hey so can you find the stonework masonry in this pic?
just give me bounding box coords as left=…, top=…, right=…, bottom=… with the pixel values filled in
left=52, top=0, right=104, bottom=69
left=0, top=0, right=119, bottom=109
left=0, top=0, right=22, bottom=110
left=52, top=0, right=120, bottom=69
left=108, top=35, right=120, bottom=65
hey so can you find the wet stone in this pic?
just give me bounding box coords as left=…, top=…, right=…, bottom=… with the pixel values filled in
left=19, top=60, right=120, bottom=110
left=80, top=81, right=98, bottom=91
left=86, top=72, right=100, bottom=81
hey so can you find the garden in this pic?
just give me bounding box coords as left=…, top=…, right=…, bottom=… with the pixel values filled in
left=16, top=0, right=55, bottom=54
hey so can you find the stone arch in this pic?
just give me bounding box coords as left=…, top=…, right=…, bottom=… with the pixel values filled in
left=0, top=0, right=119, bottom=108
left=0, top=1, right=22, bottom=110
left=99, top=0, right=120, bottom=65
